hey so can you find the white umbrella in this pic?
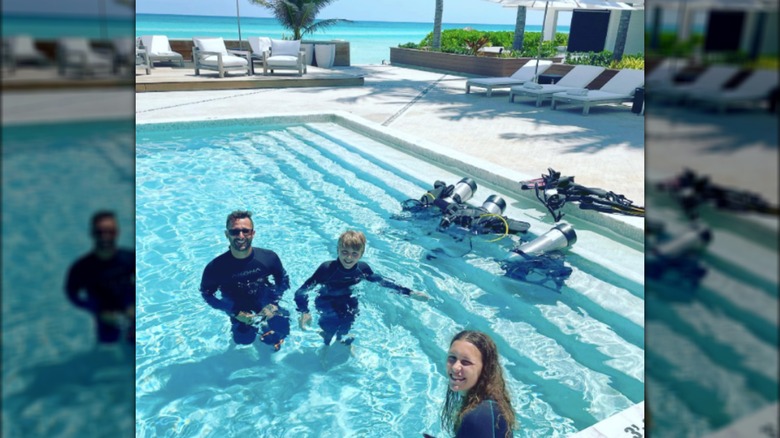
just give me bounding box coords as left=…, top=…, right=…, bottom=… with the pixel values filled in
left=486, top=0, right=640, bottom=80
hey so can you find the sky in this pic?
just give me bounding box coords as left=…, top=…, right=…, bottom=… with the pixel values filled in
left=134, top=0, right=566, bottom=26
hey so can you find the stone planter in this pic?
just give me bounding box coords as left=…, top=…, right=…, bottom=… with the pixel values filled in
left=390, top=47, right=558, bottom=77
left=314, top=43, right=335, bottom=68
left=301, top=43, right=314, bottom=66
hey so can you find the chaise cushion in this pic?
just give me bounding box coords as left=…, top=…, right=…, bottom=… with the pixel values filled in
left=271, top=39, right=300, bottom=57
left=194, top=37, right=228, bottom=56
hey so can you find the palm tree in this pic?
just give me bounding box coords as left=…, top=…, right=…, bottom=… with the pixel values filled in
left=250, top=0, right=350, bottom=40
left=512, top=6, right=527, bottom=51
left=432, top=0, right=443, bottom=50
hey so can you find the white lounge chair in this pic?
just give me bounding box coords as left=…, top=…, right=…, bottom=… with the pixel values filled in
left=192, top=37, right=250, bottom=78
left=551, top=68, right=645, bottom=115
left=509, top=65, right=605, bottom=106
left=262, top=39, right=306, bottom=76
left=247, top=36, right=272, bottom=74
left=56, top=37, right=113, bottom=77
left=651, top=65, right=741, bottom=103
left=112, top=37, right=135, bottom=74
left=139, top=35, right=184, bottom=67
left=465, top=60, right=553, bottom=97
left=687, top=69, right=779, bottom=113
left=3, top=35, right=49, bottom=72
left=645, top=57, right=688, bottom=88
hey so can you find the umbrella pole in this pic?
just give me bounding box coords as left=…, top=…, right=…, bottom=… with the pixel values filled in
left=236, top=0, right=243, bottom=50
left=534, top=1, right=550, bottom=82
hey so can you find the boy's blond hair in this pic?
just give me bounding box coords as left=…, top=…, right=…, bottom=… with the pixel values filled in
left=338, top=230, right=366, bottom=253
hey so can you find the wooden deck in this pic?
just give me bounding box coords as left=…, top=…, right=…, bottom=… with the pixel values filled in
left=135, top=64, right=364, bottom=92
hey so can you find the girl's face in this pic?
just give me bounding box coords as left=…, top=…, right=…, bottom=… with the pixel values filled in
left=446, top=340, right=483, bottom=394
left=338, top=245, right=363, bottom=269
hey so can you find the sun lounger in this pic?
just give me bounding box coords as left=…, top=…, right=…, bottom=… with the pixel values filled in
left=465, top=60, right=553, bottom=97
left=262, top=39, right=306, bottom=76
left=111, top=37, right=136, bottom=73
left=645, top=57, right=689, bottom=87
left=3, top=35, right=50, bottom=72
left=56, top=37, right=113, bottom=77
left=192, top=37, right=250, bottom=78
left=687, top=69, right=779, bottom=113
left=247, top=36, right=272, bottom=74
left=651, top=65, right=741, bottom=103
left=509, top=65, right=605, bottom=106
left=139, top=35, right=184, bottom=67
left=551, top=68, right=645, bottom=115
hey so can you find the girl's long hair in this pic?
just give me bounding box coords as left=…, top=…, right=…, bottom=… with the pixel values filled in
left=440, top=330, right=516, bottom=437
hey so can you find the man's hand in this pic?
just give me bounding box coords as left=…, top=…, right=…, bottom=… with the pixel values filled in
left=410, top=291, right=430, bottom=301
left=235, top=311, right=257, bottom=325
left=299, top=312, right=312, bottom=329
left=99, top=311, right=123, bottom=326
left=260, top=303, right=278, bottom=319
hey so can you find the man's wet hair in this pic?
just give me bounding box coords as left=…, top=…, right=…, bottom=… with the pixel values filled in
left=226, top=210, right=254, bottom=229
left=338, top=230, right=366, bottom=252
left=91, top=210, right=117, bottom=230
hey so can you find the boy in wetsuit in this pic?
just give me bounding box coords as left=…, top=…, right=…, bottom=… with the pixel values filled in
left=295, top=230, right=428, bottom=346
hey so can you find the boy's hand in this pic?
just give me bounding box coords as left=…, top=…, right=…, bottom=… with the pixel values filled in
left=299, top=312, right=312, bottom=329
left=410, top=291, right=430, bottom=301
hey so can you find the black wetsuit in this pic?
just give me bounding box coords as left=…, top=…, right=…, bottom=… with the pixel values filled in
left=294, top=260, right=411, bottom=344
left=200, top=247, right=290, bottom=347
left=65, top=249, right=136, bottom=343
left=457, top=399, right=512, bottom=438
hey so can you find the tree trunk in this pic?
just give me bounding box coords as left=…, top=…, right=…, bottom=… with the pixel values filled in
left=432, top=0, right=443, bottom=50
left=512, top=6, right=526, bottom=51
left=612, top=10, right=631, bottom=61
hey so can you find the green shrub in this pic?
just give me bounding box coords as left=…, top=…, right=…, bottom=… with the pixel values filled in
left=411, top=29, right=568, bottom=57
left=610, top=53, right=644, bottom=70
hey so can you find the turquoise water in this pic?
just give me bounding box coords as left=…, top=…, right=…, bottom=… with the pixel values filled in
left=1, top=121, right=135, bottom=437
left=645, top=188, right=778, bottom=436
left=136, top=13, right=569, bottom=65
left=135, top=120, right=643, bottom=437
left=1, top=13, right=134, bottom=39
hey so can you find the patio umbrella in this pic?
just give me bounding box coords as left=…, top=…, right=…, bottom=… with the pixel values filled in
left=486, top=0, right=640, bottom=81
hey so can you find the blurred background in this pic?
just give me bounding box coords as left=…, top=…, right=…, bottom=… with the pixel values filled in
left=2, top=1, right=135, bottom=437
left=644, top=0, right=778, bottom=436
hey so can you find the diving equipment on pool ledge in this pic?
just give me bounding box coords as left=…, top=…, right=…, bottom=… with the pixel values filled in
left=500, top=223, right=578, bottom=291
left=519, top=168, right=645, bottom=222
left=646, top=218, right=711, bottom=287
left=402, top=178, right=530, bottom=238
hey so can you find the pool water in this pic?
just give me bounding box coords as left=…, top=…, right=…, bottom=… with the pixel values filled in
left=135, top=119, right=644, bottom=437
left=2, top=120, right=135, bottom=438
left=644, top=187, right=778, bottom=436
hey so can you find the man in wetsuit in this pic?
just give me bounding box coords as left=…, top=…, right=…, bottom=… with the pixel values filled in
left=295, top=230, right=428, bottom=346
left=65, top=211, right=135, bottom=344
left=200, top=210, right=291, bottom=351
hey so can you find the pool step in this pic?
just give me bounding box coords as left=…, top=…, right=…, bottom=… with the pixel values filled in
left=570, top=401, right=645, bottom=437
left=704, top=402, right=778, bottom=438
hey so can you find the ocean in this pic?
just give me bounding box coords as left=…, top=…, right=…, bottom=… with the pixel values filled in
left=135, top=13, right=566, bottom=66
left=1, top=12, right=570, bottom=66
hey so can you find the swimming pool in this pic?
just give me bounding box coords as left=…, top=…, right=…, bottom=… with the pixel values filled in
left=135, top=117, right=644, bottom=437
left=2, top=120, right=135, bottom=437
left=644, top=185, right=778, bottom=436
